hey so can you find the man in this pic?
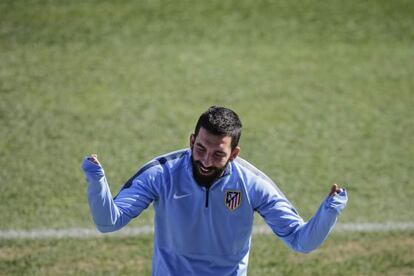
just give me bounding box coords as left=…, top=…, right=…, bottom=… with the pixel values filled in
left=82, top=106, right=348, bottom=275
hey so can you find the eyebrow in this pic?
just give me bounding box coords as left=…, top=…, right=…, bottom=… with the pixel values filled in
left=196, top=142, right=227, bottom=155
left=195, top=142, right=206, bottom=149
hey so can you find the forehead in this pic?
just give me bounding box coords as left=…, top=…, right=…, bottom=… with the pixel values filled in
left=195, top=128, right=232, bottom=151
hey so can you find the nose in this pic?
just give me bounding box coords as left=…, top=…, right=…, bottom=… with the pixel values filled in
left=200, top=154, right=213, bottom=168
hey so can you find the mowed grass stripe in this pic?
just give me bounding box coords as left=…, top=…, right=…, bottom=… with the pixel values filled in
left=1, top=231, right=412, bottom=276
left=1, top=222, right=413, bottom=239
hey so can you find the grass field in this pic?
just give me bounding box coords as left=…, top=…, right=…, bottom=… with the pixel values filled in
left=1, top=0, right=413, bottom=275
left=1, top=232, right=413, bottom=276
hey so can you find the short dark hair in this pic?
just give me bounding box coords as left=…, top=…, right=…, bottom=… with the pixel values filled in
left=194, top=106, right=243, bottom=149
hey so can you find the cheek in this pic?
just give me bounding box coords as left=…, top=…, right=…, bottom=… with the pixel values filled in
left=191, top=149, right=203, bottom=161
left=213, top=157, right=230, bottom=168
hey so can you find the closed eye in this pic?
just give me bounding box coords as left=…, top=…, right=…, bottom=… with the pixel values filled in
left=196, top=143, right=206, bottom=152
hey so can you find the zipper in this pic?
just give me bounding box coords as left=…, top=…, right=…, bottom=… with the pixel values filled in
left=205, top=187, right=210, bottom=208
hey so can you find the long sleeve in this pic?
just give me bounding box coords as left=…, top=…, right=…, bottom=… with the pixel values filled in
left=254, top=180, right=348, bottom=253
left=81, top=157, right=157, bottom=233
left=280, top=190, right=348, bottom=253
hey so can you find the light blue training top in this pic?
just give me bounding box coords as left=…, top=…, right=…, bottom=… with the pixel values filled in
left=82, top=149, right=347, bottom=276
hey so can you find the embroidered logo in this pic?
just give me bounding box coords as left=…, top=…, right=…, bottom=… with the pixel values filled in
left=173, top=193, right=191, bottom=199
left=225, top=190, right=242, bottom=211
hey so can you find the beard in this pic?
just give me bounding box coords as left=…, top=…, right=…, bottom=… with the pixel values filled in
left=191, top=155, right=229, bottom=187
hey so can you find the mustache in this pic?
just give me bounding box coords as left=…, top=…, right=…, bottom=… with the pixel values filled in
left=191, top=154, right=229, bottom=186
left=193, top=160, right=220, bottom=171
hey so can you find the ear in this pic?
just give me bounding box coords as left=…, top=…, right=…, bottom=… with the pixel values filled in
left=189, top=134, right=195, bottom=149
left=229, top=146, right=240, bottom=161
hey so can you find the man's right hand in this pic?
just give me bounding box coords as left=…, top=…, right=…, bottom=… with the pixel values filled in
left=82, top=154, right=104, bottom=179
left=87, top=154, right=100, bottom=165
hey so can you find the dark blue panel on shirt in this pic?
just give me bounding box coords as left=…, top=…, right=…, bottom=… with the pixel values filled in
left=114, top=150, right=186, bottom=199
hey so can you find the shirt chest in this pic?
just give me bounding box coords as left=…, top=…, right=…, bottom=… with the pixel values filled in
left=158, top=175, right=254, bottom=225
left=152, top=162, right=255, bottom=255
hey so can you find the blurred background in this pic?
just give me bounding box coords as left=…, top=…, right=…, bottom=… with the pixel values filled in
left=1, top=0, right=413, bottom=275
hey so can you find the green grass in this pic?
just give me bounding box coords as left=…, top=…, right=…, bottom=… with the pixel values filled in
left=1, top=231, right=413, bottom=276
left=1, top=0, right=413, bottom=274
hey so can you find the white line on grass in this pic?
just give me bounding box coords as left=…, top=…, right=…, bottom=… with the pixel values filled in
left=1, top=222, right=413, bottom=239
left=253, top=222, right=414, bottom=234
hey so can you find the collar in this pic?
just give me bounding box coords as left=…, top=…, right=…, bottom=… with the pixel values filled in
left=222, top=161, right=232, bottom=177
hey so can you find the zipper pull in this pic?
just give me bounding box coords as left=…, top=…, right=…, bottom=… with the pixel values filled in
left=205, top=187, right=210, bottom=208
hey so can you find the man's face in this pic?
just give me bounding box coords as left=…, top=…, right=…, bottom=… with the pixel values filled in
left=190, top=127, right=240, bottom=186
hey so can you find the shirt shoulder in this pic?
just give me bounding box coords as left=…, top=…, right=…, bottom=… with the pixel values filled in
left=154, top=148, right=190, bottom=172
left=122, top=149, right=190, bottom=190
left=233, top=157, right=288, bottom=199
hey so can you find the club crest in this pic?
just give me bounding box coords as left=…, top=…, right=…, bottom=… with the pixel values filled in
left=225, top=190, right=242, bottom=211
